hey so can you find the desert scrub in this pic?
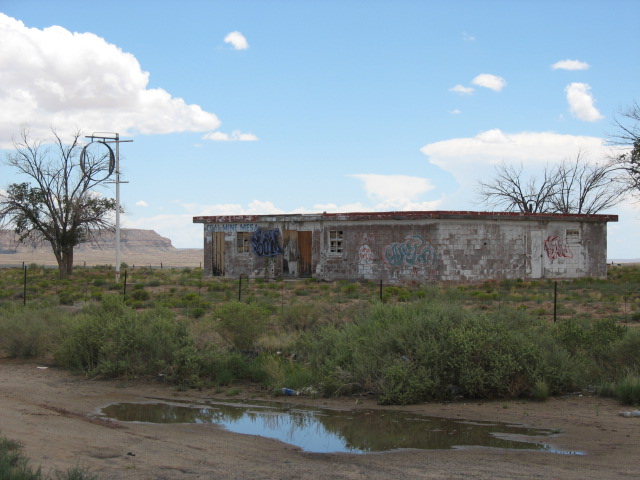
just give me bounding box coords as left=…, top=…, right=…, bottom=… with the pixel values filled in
left=279, top=302, right=322, bottom=332
left=55, top=296, right=194, bottom=377
left=0, top=433, right=99, bottom=480
left=612, top=376, right=640, bottom=405
left=214, top=301, right=270, bottom=351
left=298, top=298, right=572, bottom=403
left=0, top=302, right=67, bottom=357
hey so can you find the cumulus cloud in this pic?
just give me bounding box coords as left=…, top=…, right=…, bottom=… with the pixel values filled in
left=136, top=200, right=149, bottom=207
left=451, top=109, right=462, bottom=115
left=449, top=85, right=474, bottom=95
left=350, top=174, right=434, bottom=202
left=420, top=129, right=607, bottom=189
left=224, top=31, right=249, bottom=50
left=565, top=82, right=604, bottom=122
left=202, top=130, right=259, bottom=141
left=471, top=74, right=507, bottom=92
left=0, top=13, right=221, bottom=147
left=552, top=59, right=590, bottom=71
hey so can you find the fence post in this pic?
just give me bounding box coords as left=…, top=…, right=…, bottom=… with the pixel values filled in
left=123, top=270, right=128, bottom=300
left=379, top=279, right=383, bottom=301
left=23, top=265, right=27, bottom=306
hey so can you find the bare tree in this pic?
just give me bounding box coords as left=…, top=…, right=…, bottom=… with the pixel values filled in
left=477, top=162, right=560, bottom=213
left=610, top=101, right=640, bottom=196
left=477, top=153, right=625, bottom=215
left=0, top=126, right=117, bottom=278
left=549, top=153, right=626, bottom=214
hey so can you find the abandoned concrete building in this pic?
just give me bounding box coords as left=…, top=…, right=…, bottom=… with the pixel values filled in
left=192, top=211, right=618, bottom=283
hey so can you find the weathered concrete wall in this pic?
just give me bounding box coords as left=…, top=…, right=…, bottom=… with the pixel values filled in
left=197, top=213, right=612, bottom=283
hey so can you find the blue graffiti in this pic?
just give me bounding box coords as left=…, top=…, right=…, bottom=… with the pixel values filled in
left=383, top=235, right=437, bottom=268
left=250, top=229, right=284, bottom=257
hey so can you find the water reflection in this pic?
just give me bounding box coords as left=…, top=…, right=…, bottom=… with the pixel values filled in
left=100, top=400, right=569, bottom=454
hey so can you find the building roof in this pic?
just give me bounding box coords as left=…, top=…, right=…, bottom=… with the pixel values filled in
left=193, top=210, right=619, bottom=224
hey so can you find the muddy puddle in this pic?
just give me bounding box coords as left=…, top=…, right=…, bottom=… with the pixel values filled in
left=98, top=398, right=582, bottom=455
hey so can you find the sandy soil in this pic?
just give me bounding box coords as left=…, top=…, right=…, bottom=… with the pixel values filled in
left=0, top=360, right=638, bottom=480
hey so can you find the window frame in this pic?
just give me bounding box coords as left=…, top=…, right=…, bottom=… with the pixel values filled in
left=329, top=229, right=344, bottom=254
left=565, top=229, right=581, bottom=244
left=237, top=232, right=251, bottom=254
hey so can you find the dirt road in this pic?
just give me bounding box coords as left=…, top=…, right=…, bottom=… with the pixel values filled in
left=0, top=360, right=638, bottom=479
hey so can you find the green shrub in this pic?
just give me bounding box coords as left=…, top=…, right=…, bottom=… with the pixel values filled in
left=378, top=359, right=436, bottom=405
left=0, top=303, right=66, bottom=357
left=614, top=376, right=640, bottom=405
left=0, top=435, right=42, bottom=479
left=215, top=301, right=270, bottom=351
left=530, top=380, right=550, bottom=401
left=280, top=303, right=321, bottom=332
left=130, top=289, right=150, bottom=301
left=55, top=297, right=193, bottom=377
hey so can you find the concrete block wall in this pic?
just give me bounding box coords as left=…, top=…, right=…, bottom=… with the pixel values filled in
left=197, top=212, right=612, bottom=283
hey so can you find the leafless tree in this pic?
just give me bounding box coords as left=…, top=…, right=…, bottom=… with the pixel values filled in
left=549, top=153, right=626, bottom=214
left=0, top=126, right=117, bottom=278
left=477, top=153, right=626, bottom=215
left=610, top=101, right=640, bottom=197
left=477, top=162, right=560, bottom=213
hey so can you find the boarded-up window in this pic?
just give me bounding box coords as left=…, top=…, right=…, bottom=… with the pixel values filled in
left=237, top=232, right=250, bottom=253
left=329, top=230, right=344, bottom=253
left=566, top=229, right=580, bottom=244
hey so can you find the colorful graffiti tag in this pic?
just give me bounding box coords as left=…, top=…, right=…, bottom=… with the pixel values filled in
left=544, top=235, right=573, bottom=260
left=383, top=234, right=437, bottom=268
left=250, top=229, right=284, bottom=257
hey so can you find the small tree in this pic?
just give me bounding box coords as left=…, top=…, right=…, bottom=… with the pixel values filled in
left=0, top=126, right=117, bottom=278
left=477, top=153, right=626, bottom=215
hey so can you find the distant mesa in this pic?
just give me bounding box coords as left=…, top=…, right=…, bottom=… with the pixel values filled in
left=0, top=229, right=176, bottom=253
left=0, top=229, right=202, bottom=267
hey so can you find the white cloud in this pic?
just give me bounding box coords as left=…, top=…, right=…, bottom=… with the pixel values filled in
left=462, top=31, right=476, bottom=42
left=420, top=129, right=608, bottom=188
left=471, top=74, right=507, bottom=92
left=350, top=174, right=434, bottom=202
left=449, top=85, right=474, bottom=95
left=224, top=31, right=249, bottom=50
left=0, top=14, right=221, bottom=147
left=202, top=130, right=259, bottom=141
left=451, top=109, right=462, bottom=115
left=565, top=82, right=604, bottom=122
left=136, top=200, right=148, bottom=207
left=552, top=59, right=590, bottom=71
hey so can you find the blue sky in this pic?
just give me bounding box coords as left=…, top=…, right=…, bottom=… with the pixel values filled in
left=1, top=0, right=639, bottom=258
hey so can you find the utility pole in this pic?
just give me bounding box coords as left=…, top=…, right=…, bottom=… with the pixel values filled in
left=83, top=133, right=133, bottom=282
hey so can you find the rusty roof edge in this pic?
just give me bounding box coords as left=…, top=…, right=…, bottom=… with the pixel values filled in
left=193, top=210, right=619, bottom=224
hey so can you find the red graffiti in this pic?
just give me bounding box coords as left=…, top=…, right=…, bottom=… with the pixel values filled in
left=358, top=244, right=374, bottom=262
left=544, top=235, right=573, bottom=260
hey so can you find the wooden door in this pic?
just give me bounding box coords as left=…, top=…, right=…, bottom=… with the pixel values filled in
left=298, top=231, right=312, bottom=277
left=211, top=232, right=225, bottom=276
